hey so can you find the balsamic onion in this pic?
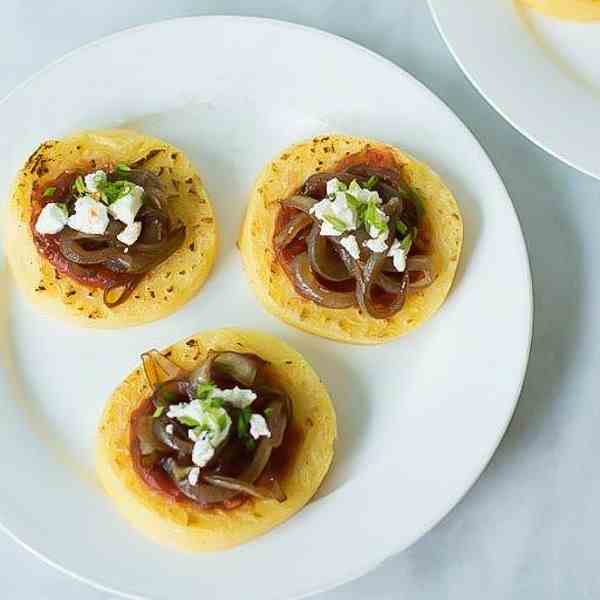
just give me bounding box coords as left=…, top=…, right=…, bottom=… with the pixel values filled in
left=290, top=253, right=355, bottom=309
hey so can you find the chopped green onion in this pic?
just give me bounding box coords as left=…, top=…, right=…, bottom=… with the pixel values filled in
left=245, top=438, right=256, bottom=451
left=152, top=406, right=164, bottom=418
left=364, top=200, right=387, bottom=234
left=264, top=407, right=273, bottom=417
left=364, top=175, right=379, bottom=190
left=323, top=214, right=347, bottom=233
left=42, top=186, right=57, bottom=198
left=178, top=415, right=201, bottom=427
left=400, top=230, right=414, bottom=251
left=116, top=163, right=131, bottom=173
left=396, top=220, right=408, bottom=236
left=344, top=193, right=361, bottom=210
left=196, top=382, right=215, bottom=400
left=74, top=176, right=86, bottom=194
left=237, top=407, right=252, bottom=438
left=162, top=391, right=175, bottom=404
left=100, top=180, right=135, bottom=204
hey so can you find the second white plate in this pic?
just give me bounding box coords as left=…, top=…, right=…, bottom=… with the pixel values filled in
left=429, top=0, right=600, bottom=179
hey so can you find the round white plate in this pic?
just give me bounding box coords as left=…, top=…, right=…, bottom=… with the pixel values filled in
left=428, top=0, right=600, bottom=179
left=0, top=16, right=532, bottom=600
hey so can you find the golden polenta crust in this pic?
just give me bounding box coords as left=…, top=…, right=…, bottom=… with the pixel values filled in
left=240, top=135, right=463, bottom=344
left=4, top=129, right=217, bottom=328
left=96, top=328, right=336, bottom=552
left=521, top=0, right=600, bottom=20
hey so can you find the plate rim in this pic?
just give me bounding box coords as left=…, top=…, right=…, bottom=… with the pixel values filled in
left=0, top=14, right=534, bottom=600
left=428, top=0, right=600, bottom=181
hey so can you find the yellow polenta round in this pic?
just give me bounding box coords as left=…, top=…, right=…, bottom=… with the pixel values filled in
left=4, top=129, right=217, bottom=328
left=240, top=135, right=463, bottom=344
left=96, top=328, right=336, bottom=552
left=521, top=0, right=600, bottom=20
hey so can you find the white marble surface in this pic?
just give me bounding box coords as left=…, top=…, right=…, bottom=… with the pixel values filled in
left=1, top=1, right=599, bottom=598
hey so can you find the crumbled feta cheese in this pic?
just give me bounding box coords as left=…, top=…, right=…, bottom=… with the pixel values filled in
left=191, top=432, right=215, bottom=468
left=310, top=193, right=358, bottom=236
left=35, top=203, right=67, bottom=234
left=326, top=177, right=347, bottom=196
left=364, top=232, right=389, bottom=253
left=84, top=170, right=107, bottom=193
left=67, top=196, right=109, bottom=235
left=347, top=179, right=382, bottom=205
left=188, top=466, right=200, bottom=486
left=167, top=399, right=205, bottom=424
left=116, top=222, right=142, bottom=246
left=168, top=399, right=231, bottom=447
left=387, top=239, right=408, bottom=271
left=165, top=424, right=174, bottom=435
left=108, top=185, right=143, bottom=225
left=249, top=414, right=271, bottom=440
left=211, top=386, right=257, bottom=409
left=340, top=234, right=360, bottom=259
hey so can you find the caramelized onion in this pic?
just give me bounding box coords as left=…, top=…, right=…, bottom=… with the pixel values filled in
left=212, top=352, right=266, bottom=387
left=307, top=224, right=352, bottom=282
left=153, top=415, right=194, bottom=455
left=291, top=253, right=355, bottom=308
left=239, top=437, right=273, bottom=483
left=134, top=415, right=168, bottom=456
left=407, top=255, right=433, bottom=289
left=356, top=253, right=409, bottom=319
left=274, top=212, right=312, bottom=251
left=203, top=475, right=281, bottom=501
left=281, top=195, right=318, bottom=214
left=162, top=458, right=238, bottom=506
left=103, top=278, right=140, bottom=308
left=141, top=349, right=185, bottom=387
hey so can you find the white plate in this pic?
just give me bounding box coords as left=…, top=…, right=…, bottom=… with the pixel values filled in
left=0, top=16, right=532, bottom=600
left=428, top=0, right=600, bottom=179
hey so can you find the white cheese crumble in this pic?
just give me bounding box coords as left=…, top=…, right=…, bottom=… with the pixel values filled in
left=117, top=222, right=142, bottom=246
left=165, top=424, right=174, bottom=435
left=84, top=170, right=107, bottom=193
left=168, top=399, right=231, bottom=448
left=340, top=234, right=360, bottom=259
left=35, top=203, right=68, bottom=234
left=211, top=386, right=257, bottom=409
left=188, top=466, right=200, bottom=486
left=108, top=185, right=143, bottom=225
left=310, top=193, right=358, bottom=236
left=249, top=414, right=271, bottom=440
left=67, top=196, right=109, bottom=235
left=191, top=432, right=215, bottom=468
left=364, top=231, right=389, bottom=253
left=387, top=239, right=408, bottom=271
left=347, top=179, right=382, bottom=205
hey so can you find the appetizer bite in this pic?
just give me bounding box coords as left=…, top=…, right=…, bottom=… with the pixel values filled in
left=96, top=328, right=336, bottom=551
left=5, top=129, right=216, bottom=327
left=240, top=135, right=463, bottom=344
left=521, top=0, right=600, bottom=21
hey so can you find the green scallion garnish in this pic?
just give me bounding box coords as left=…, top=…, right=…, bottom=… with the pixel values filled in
left=74, top=176, right=86, bottom=195
left=42, top=187, right=57, bottom=198
left=365, top=175, right=379, bottom=190
left=152, top=406, right=164, bottom=418
left=323, top=214, right=347, bottom=233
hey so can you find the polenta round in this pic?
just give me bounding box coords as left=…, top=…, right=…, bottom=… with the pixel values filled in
left=4, top=129, right=217, bottom=328
left=239, top=135, right=463, bottom=344
left=96, top=328, right=336, bottom=552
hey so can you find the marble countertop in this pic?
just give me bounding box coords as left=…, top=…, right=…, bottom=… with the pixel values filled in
left=2, top=0, right=599, bottom=598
